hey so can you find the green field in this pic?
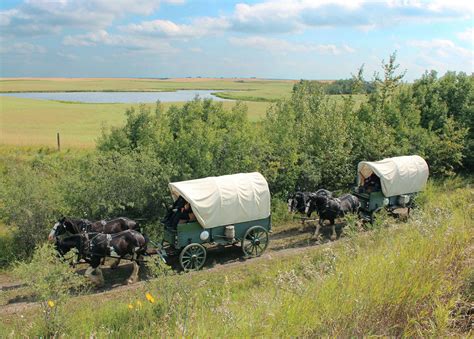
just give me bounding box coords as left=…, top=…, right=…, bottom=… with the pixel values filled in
left=0, top=78, right=296, bottom=101
left=0, top=96, right=271, bottom=148
left=0, top=78, right=296, bottom=147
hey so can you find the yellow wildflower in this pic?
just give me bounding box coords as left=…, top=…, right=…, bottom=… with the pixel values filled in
left=128, top=303, right=134, bottom=310
left=136, top=300, right=142, bottom=308
left=145, top=292, right=155, bottom=304
left=47, top=300, right=55, bottom=308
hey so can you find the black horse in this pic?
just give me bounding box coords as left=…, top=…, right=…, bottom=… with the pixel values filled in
left=288, top=189, right=333, bottom=214
left=48, top=216, right=139, bottom=240
left=55, top=230, right=147, bottom=286
left=49, top=216, right=141, bottom=268
left=307, top=193, right=359, bottom=240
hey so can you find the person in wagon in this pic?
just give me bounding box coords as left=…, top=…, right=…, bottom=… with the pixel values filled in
left=364, top=173, right=381, bottom=193
left=178, top=201, right=196, bottom=224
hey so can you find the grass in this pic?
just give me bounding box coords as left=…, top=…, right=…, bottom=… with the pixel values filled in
left=0, top=96, right=271, bottom=148
left=1, top=181, right=472, bottom=336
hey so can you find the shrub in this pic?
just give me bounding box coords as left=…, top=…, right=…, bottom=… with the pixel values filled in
left=13, top=243, right=89, bottom=336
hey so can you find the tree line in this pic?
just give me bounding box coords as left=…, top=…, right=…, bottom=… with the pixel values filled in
left=0, top=54, right=472, bottom=261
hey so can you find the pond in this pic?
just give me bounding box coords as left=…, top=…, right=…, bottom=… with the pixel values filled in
left=0, top=90, right=232, bottom=103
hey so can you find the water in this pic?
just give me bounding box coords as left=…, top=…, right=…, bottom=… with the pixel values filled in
left=0, top=90, right=232, bottom=103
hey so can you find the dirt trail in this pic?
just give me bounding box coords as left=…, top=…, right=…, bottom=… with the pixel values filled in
left=0, top=221, right=343, bottom=316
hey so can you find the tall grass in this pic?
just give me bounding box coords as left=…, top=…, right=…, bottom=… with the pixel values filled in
left=1, top=183, right=472, bottom=337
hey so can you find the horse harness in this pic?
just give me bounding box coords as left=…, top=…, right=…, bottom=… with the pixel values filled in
left=318, top=197, right=342, bottom=215
left=84, top=230, right=141, bottom=260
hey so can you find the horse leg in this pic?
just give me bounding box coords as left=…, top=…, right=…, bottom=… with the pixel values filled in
left=109, top=258, right=121, bottom=269
left=127, top=260, right=140, bottom=285
left=313, top=219, right=322, bottom=238
left=95, top=267, right=105, bottom=287
left=86, top=257, right=105, bottom=287
left=330, top=219, right=337, bottom=241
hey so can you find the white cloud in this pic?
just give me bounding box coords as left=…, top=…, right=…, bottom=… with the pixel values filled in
left=0, top=42, right=46, bottom=54
left=229, top=36, right=355, bottom=55
left=408, top=39, right=472, bottom=58
left=1, top=0, right=184, bottom=36
left=457, top=28, right=473, bottom=42
left=63, top=29, right=179, bottom=53
left=229, top=0, right=473, bottom=33
left=119, top=0, right=474, bottom=40
left=120, top=17, right=229, bottom=38
left=57, top=52, right=79, bottom=61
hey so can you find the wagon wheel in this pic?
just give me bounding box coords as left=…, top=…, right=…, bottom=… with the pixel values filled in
left=241, top=226, right=269, bottom=257
left=179, top=243, right=207, bottom=271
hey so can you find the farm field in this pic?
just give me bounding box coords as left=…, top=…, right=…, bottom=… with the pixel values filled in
left=1, top=182, right=472, bottom=336
left=0, top=96, right=271, bottom=147
left=0, top=77, right=297, bottom=102
left=0, top=77, right=296, bottom=147
left=0, top=78, right=366, bottom=148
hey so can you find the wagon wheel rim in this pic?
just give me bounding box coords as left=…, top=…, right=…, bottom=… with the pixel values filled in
left=241, top=226, right=269, bottom=257
left=179, top=243, right=207, bottom=271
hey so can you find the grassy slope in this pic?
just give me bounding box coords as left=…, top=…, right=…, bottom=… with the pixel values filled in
left=0, top=97, right=270, bottom=147
left=1, top=181, right=472, bottom=336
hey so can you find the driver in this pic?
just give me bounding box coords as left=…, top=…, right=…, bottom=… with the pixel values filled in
left=178, top=202, right=196, bottom=224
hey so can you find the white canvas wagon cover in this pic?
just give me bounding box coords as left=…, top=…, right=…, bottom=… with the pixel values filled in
left=168, top=172, right=271, bottom=229
left=358, top=155, right=429, bottom=197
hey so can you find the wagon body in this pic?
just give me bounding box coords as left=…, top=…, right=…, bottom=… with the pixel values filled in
left=163, top=216, right=271, bottom=250
left=161, top=172, right=272, bottom=270
left=353, top=155, right=429, bottom=221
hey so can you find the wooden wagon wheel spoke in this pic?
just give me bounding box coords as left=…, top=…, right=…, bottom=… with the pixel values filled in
left=241, top=226, right=269, bottom=257
left=179, top=243, right=207, bottom=271
left=243, top=242, right=254, bottom=253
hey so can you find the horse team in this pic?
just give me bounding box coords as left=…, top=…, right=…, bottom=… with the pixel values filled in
left=49, top=217, right=147, bottom=287
left=288, top=188, right=360, bottom=240
left=48, top=188, right=359, bottom=287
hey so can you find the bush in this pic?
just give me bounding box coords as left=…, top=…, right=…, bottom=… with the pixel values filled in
left=13, top=243, right=89, bottom=336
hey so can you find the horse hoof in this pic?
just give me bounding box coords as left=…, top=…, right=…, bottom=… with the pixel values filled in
left=127, top=279, right=137, bottom=285
left=330, top=235, right=337, bottom=241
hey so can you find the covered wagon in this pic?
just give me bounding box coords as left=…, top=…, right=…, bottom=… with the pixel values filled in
left=352, top=155, right=429, bottom=221
left=161, top=172, right=272, bottom=270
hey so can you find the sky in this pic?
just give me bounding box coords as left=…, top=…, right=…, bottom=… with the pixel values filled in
left=0, top=0, right=473, bottom=81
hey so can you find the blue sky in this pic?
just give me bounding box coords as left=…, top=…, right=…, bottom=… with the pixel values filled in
left=0, top=0, right=472, bottom=80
